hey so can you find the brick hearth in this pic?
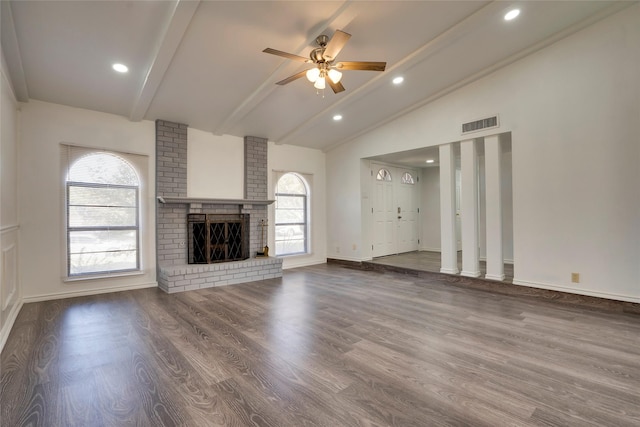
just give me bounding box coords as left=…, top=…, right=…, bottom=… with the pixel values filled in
left=155, top=120, right=282, bottom=293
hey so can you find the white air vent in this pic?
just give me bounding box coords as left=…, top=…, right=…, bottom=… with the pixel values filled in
left=462, top=115, right=499, bottom=134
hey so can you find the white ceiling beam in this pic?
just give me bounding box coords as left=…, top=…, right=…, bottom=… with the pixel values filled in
left=129, top=0, right=200, bottom=122
left=211, top=0, right=357, bottom=136
left=1, top=1, right=29, bottom=102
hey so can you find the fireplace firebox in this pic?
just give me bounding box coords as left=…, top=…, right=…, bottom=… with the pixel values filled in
left=188, top=214, right=249, bottom=264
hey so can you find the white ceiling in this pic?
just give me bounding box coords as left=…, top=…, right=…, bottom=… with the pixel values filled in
left=1, top=1, right=625, bottom=164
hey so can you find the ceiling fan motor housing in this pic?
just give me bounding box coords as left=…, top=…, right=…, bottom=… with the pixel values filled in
left=310, top=48, right=326, bottom=63
left=315, top=34, right=329, bottom=47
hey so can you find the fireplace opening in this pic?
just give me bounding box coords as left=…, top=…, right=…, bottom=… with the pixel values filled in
left=188, top=214, right=249, bottom=264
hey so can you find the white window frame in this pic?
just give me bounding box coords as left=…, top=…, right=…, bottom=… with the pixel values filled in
left=401, top=172, right=415, bottom=184
left=61, top=144, right=148, bottom=280
left=376, top=168, right=392, bottom=181
left=274, top=172, right=311, bottom=257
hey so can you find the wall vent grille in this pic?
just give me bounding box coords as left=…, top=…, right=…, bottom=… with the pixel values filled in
left=462, top=116, right=498, bottom=134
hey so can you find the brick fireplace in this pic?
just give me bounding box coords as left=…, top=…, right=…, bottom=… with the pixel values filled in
left=155, top=120, right=282, bottom=293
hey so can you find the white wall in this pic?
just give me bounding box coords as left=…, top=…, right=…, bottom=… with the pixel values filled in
left=187, top=130, right=243, bottom=199
left=185, top=135, right=327, bottom=269
left=327, top=5, right=640, bottom=302
left=18, top=100, right=157, bottom=301
left=1, top=51, right=22, bottom=350
left=420, top=166, right=441, bottom=252
left=268, top=142, right=327, bottom=269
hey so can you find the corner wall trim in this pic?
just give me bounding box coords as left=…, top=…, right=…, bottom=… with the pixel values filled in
left=0, top=299, right=23, bottom=353
left=0, top=224, right=19, bottom=234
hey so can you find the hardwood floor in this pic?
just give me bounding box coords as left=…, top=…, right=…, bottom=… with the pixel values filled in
left=2, top=263, right=639, bottom=426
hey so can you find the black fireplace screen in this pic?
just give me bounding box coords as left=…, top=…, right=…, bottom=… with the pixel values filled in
left=188, top=214, right=249, bottom=264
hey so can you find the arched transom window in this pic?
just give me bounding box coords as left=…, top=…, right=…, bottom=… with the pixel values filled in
left=401, top=172, right=415, bottom=184
left=376, top=168, right=392, bottom=181
left=66, top=153, right=140, bottom=276
left=275, top=173, right=308, bottom=256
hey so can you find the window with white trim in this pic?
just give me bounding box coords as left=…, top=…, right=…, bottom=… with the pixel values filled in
left=401, top=172, right=415, bottom=184
left=63, top=146, right=146, bottom=277
left=376, top=168, right=392, bottom=181
left=275, top=172, right=308, bottom=256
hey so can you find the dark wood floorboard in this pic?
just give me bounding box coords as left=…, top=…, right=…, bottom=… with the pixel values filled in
left=2, top=263, right=639, bottom=426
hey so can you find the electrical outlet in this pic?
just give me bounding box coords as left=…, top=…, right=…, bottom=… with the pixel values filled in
left=571, top=272, right=580, bottom=283
left=336, top=246, right=340, bottom=254
left=352, top=244, right=357, bottom=251
left=179, top=241, right=186, bottom=248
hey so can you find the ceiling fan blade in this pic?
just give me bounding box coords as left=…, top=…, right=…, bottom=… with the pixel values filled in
left=263, top=48, right=310, bottom=63
left=335, top=61, right=386, bottom=71
left=322, top=30, right=351, bottom=61
left=327, top=79, right=345, bottom=94
left=276, top=70, right=309, bottom=85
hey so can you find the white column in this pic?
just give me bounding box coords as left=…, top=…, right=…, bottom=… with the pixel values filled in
left=484, top=134, right=505, bottom=281
left=460, top=139, right=481, bottom=277
left=439, top=144, right=458, bottom=274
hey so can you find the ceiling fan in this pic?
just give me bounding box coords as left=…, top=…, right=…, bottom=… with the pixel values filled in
left=263, top=30, right=386, bottom=94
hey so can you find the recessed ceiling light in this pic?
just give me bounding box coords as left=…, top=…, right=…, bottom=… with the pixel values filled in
left=392, top=76, right=404, bottom=85
left=112, top=63, right=129, bottom=73
left=426, top=159, right=435, bottom=164
left=504, top=9, right=520, bottom=21
left=333, top=114, right=343, bottom=121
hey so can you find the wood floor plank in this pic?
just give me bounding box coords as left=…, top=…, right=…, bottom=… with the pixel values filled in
left=2, top=263, right=639, bottom=426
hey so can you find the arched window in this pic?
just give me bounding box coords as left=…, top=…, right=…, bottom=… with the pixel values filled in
left=275, top=173, right=308, bottom=256
left=66, top=152, right=140, bottom=276
left=376, top=168, right=392, bottom=181
left=401, top=172, right=415, bottom=184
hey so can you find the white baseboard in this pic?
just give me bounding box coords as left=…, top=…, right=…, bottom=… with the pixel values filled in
left=282, top=258, right=327, bottom=270
left=22, top=282, right=158, bottom=303
left=440, top=268, right=459, bottom=274
left=419, top=247, right=441, bottom=252
left=479, top=256, right=514, bottom=265
left=461, top=270, right=482, bottom=278
left=327, top=255, right=366, bottom=263
left=0, top=298, right=24, bottom=353
left=512, top=278, right=640, bottom=304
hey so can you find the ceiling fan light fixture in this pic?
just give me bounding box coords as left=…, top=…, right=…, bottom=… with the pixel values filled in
left=264, top=29, right=386, bottom=95
left=328, top=69, right=342, bottom=84
left=306, top=68, right=321, bottom=82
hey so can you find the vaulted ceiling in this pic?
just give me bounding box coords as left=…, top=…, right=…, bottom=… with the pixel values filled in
left=1, top=1, right=625, bottom=153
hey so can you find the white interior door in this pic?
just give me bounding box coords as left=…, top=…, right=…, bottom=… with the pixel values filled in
left=372, top=164, right=419, bottom=257
left=397, top=169, right=419, bottom=253
left=372, top=165, right=396, bottom=257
